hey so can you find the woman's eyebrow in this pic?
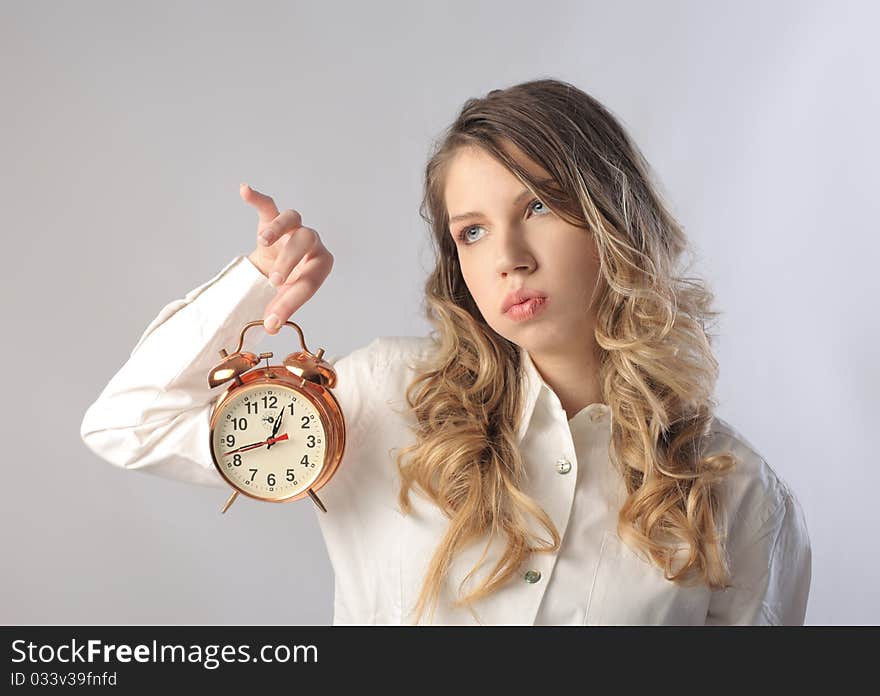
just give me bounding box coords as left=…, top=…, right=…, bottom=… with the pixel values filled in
left=448, top=178, right=555, bottom=224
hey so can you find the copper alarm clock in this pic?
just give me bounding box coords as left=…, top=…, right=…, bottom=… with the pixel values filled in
left=206, top=320, right=345, bottom=514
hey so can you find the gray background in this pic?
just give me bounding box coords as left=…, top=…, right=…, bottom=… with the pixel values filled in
left=2, top=0, right=876, bottom=625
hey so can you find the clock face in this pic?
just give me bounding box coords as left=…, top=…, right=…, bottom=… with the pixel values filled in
left=211, top=383, right=327, bottom=501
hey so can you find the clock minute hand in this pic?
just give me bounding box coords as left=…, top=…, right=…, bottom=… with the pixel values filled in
left=223, top=439, right=270, bottom=456
left=223, top=433, right=290, bottom=457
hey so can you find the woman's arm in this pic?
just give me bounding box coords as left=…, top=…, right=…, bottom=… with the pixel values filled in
left=704, top=485, right=812, bottom=625
left=81, top=185, right=339, bottom=488
left=79, top=254, right=279, bottom=487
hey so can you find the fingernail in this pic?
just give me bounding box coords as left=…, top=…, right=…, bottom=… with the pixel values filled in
left=240, top=182, right=249, bottom=190
left=264, top=314, right=280, bottom=332
left=268, top=272, right=284, bottom=286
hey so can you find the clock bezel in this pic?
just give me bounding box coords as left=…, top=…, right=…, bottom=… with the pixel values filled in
left=208, top=365, right=346, bottom=504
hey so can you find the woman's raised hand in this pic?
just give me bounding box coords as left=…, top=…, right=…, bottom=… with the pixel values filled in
left=241, top=183, right=334, bottom=335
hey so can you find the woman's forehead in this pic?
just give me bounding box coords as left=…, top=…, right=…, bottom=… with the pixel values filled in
left=444, top=143, right=551, bottom=202
left=451, top=140, right=550, bottom=178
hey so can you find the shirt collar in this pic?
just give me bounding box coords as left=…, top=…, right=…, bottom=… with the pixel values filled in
left=516, top=343, right=611, bottom=444
left=517, top=345, right=544, bottom=443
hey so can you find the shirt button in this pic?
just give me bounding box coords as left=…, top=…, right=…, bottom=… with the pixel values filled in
left=555, top=457, right=572, bottom=474
left=524, top=569, right=542, bottom=583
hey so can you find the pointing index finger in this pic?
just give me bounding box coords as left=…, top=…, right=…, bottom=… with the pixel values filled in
left=239, top=183, right=280, bottom=227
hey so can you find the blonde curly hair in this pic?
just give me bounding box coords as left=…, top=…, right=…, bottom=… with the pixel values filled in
left=393, top=78, right=738, bottom=624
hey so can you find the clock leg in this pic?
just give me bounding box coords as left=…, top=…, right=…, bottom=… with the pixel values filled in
left=221, top=490, right=239, bottom=514
left=308, top=489, right=327, bottom=513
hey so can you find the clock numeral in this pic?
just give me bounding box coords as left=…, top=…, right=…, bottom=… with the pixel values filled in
left=233, top=454, right=241, bottom=466
left=226, top=434, right=235, bottom=447
left=301, top=416, right=310, bottom=429
left=287, top=402, right=295, bottom=416
left=246, top=401, right=259, bottom=415
left=267, top=473, right=275, bottom=486
left=286, top=469, right=296, bottom=482
left=262, top=395, right=278, bottom=409
left=248, top=469, right=257, bottom=483
left=232, top=417, right=247, bottom=431
left=300, top=454, right=314, bottom=469
left=306, top=435, right=315, bottom=448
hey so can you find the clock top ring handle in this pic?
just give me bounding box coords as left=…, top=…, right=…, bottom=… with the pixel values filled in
left=230, top=320, right=311, bottom=356
left=210, top=319, right=333, bottom=390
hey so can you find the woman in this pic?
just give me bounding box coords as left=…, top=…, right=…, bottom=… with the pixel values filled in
left=80, top=78, right=811, bottom=625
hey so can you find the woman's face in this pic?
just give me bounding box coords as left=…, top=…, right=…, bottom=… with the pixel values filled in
left=443, top=141, right=602, bottom=357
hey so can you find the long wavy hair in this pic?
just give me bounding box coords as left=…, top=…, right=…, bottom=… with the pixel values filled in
left=393, top=78, right=739, bottom=625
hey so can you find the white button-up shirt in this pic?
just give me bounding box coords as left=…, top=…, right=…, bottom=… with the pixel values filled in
left=80, top=254, right=812, bottom=625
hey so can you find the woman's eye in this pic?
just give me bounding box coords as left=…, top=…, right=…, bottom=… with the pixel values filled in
left=457, top=198, right=548, bottom=246
left=458, top=224, right=486, bottom=245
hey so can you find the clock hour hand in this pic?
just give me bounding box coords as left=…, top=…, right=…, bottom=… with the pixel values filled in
left=267, top=403, right=286, bottom=450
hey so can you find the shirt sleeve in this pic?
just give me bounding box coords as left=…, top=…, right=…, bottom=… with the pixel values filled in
left=704, top=486, right=812, bottom=625
left=79, top=254, right=278, bottom=488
